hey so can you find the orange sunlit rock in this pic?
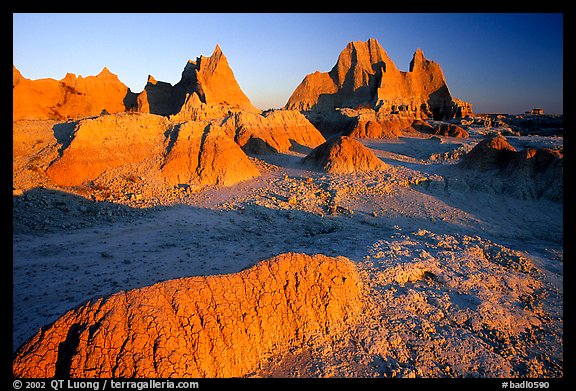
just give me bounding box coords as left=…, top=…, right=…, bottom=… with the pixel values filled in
left=302, top=136, right=389, bottom=174
left=137, top=45, right=258, bottom=116
left=45, top=113, right=259, bottom=187
left=220, top=109, right=326, bottom=154
left=285, top=38, right=471, bottom=120
left=13, top=66, right=136, bottom=120
left=13, top=253, right=364, bottom=378
left=161, top=122, right=260, bottom=186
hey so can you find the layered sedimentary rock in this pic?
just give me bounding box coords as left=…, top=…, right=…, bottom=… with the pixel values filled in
left=13, top=66, right=136, bottom=120
left=285, top=38, right=472, bottom=133
left=459, top=135, right=563, bottom=201
left=46, top=113, right=259, bottom=187
left=137, top=45, right=258, bottom=115
left=13, top=253, right=363, bottom=378
left=219, top=110, right=326, bottom=154
left=302, top=136, right=388, bottom=174
left=161, top=122, right=260, bottom=186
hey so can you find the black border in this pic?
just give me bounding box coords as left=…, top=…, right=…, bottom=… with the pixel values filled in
left=6, top=2, right=572, bottom=389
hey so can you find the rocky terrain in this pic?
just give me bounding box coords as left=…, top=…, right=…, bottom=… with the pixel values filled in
left=12, top=39, right=563, bottom=378
left=14, top=253, right=363, bottom=378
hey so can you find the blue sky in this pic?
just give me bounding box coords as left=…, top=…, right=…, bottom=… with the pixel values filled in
left=13, top=13, right=563, bottom=114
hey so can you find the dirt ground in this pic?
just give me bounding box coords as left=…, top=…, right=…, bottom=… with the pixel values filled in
left=12, top=120, right=563, bottom=377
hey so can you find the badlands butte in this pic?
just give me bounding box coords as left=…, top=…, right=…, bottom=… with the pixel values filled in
left=13, top=39, right=563, bottom=378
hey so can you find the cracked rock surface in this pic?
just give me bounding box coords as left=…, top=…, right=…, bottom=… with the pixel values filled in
left=13, top=253, right=363, bottom=378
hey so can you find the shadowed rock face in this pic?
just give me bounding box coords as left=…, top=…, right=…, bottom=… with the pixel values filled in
left=13, top=66, right=136, bottom=120
left=13, top=253, right=363, bottom=378
left=459, top=135, right=563, bottom=201
left=460, top=136, right=518, bottom=171
left=285, top=38, right=471, bottom=120
left=346, top=118, right=413, bottom=139
left=412, top=120, right=469, bottom=138
left=302, top=136, right=388, bottom=174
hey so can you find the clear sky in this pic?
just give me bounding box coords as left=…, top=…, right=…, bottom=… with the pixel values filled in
left=13, top=13, right=563, bottom=114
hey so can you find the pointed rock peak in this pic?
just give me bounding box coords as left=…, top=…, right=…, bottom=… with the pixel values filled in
left=97, top=67, right=116, bottom=78
left=212, top=44, right=224, bottom=58
left=62, top=72, right=77, bottom=83
left=186, top=92, right=203, bottom=107
left=147, top=75, right=157, bottom=85
left=414, top=48, right=424, bottom=59
left=409, top=48, right=426, bottom=71
left=367, top=38, right=383, bottom=50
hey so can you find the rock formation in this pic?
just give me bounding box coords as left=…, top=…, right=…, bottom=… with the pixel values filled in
left=459, top=135, right=563, bottom=201
left=502, top=147, right=563, bottom=200
left=452, top=98, right=473, bottom=118
left=285, top=38, right=472, bottom=136
left=161, top=122, right=260, bottom=186
left=13, top=253, right=363, bottom=378
left=413, top=120, right=469, bottom=138
left=286, top=39, right=471, bottom=120
left=459, top=135, right=518, bottom=171
left=219, top=110, right=326, bottom=154
left=302, top=136, right=388, bottom=174
left=46, top=113, right=260, bottom=188
left=13, top=66, right=136, bottom=120
left=14, top=45, right=256, bottom=120
left=46, top=114, right=169, bottom=186
left=339, top=108, right=414, bottom=139
left=137, top=45, right=258, bottom=116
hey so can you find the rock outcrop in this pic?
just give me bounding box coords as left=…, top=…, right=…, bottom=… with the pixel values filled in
left=459, top=135, right=517, bottom=171
left=13, top=66, right=136, bottom=120
left=14, top=45, right=256, bottom=120
left=459, top=135, right=563, bottom=201
left=161, top=122, right=260, bottom=186
left=137, top=45, right=258, bottom=116
left=302, top=136, right=388, bottom=174
left=46, top=113, right=259, bottom=188
left=341, top=108, right=415, bottom=139
left=13, top=253, right=363, bottom=378
left=46, top=114, right=169, bottom=186
left=413, top=120, right=469, bottom=138
left=219, top=110, right=326, bottom=154
left=285, top=38, right=471, bottom=121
